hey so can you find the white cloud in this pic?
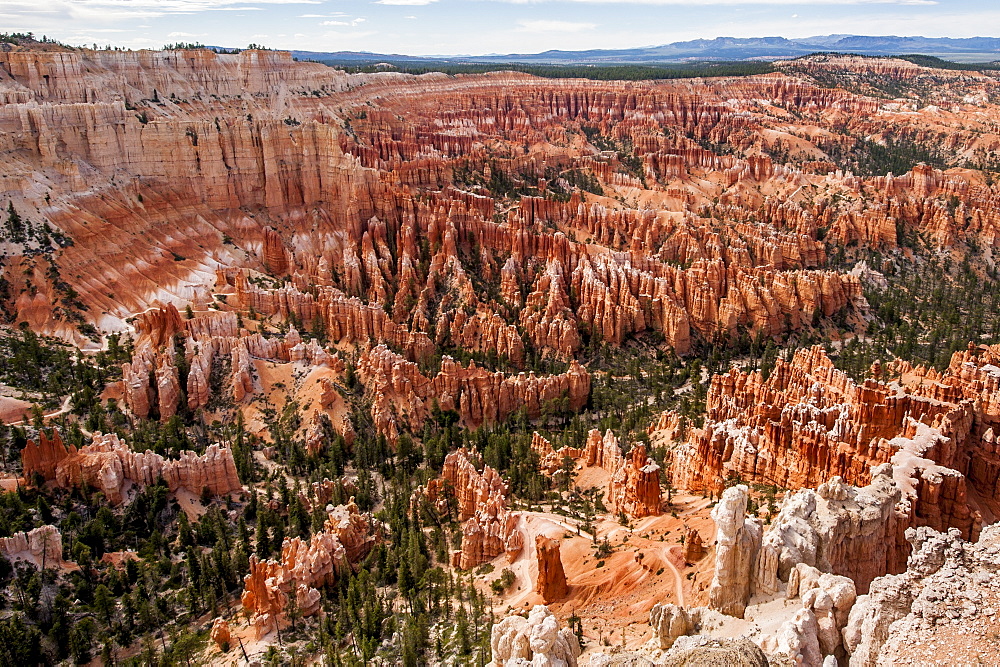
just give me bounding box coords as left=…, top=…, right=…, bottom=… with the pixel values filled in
left=167, top=31, right=207, bottom=37
left=517, top=19, right=596, bottom=32
left=0, top=0, right=321, bottom=23
left=321, top=17, right=367, bottom=26
left=373, top=0, right=437, bottom=5
left=404, top=14, right=417, bottom=19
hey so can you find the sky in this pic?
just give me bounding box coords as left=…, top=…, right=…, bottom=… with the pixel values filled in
left=1, top=0, right=997, bottom=57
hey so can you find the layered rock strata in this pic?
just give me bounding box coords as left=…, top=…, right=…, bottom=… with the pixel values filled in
left=5, top=49, right=967, bottom=363
left=668, top=345, right=987, bottom=577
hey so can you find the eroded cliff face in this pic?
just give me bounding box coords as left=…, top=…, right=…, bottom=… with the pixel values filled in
left=6, top=50, right=1000, bottom=495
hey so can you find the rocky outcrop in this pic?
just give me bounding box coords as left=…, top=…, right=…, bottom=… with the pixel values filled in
left=584, top=428, right=625, bottom=471
left=842, top=524, right=988, bottom=666
left=759, top=467, right=905, bottom=594
left=241, top=500, right=379, bottom=639
left=531, top=431, right=585, bottom=476
left=20, top=429, right=72, bottom=481
left=608, top=443, right=662, bottom=519
left=659, top=636, right=770, bottom=667
left=707, top=485, right=762, bottom=618
left=683, top=527, right=706, bottom=565
left=210, top=618, right=231, bottom=650
left=488, top=605, right=581, bottom=667
left=23, top=430, right=241, bottom=505
left=649, top=603, right=692, bottom=650
left=763, top=564, right=857, bottom=662
left=0, top=525, right=64, bottom=568
left=414, top=449, right=523, bottom=570
left=120, top=305, right=347, bottom=419
left=535, top=535, right=569, bottom=603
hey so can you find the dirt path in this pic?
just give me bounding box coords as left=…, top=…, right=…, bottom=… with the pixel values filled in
left=661, top=545, right=685, bottom=607
left=6, top=393, right=73, bottom=426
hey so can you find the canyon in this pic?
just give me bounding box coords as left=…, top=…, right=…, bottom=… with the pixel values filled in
left=3, top=41, right=1000, bottom=666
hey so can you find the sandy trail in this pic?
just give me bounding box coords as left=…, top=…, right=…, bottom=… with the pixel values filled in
left=661, top=545, right=685, bottom=607
left=5, top=393, right=72, bottom=426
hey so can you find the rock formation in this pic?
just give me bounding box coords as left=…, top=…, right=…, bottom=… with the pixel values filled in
left=23, top=430, right=242, bottom=505
left=534, top=535, right=569, bottom=603
left=683, top=527, right=706, bottom=564
left=649, top=603, right=692, bottom=650
left=531, top=431, right=585, bottom=476
left=241, top=500, right=379, bottom=639
left=762, top=564, right=857, bottom=662
left=121, top=308, right=346, bottom=423
left=210, top=618, right=231, bottom=650
left=670, top=345, right=986, bottom=580
left=413, top=449, right=523, bottom=570
left=608, top=443, right=662, bottom=518
left=20, top=430, right=71, bottom=481
left=592, top=635, right=769, bottom=667
left=841, top=524, right=997, bottom=666
left=0, top=525, right=64, bottom=568
left=584, top=428, right=626, bottom=471
left=707, top=485, right=762, bottom=618
left=0, top=47, right=926, bottom=361
left=760, top=467, right=904, bottom=594
left=5, top=42, right=1000, bottom=667
left=659, top=637, right=770, bottom=667
left=488, top=605, right=581, bottom=667
left=358, top=345, right=590, bottom=443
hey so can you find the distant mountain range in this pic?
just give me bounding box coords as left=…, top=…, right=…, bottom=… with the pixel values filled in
left=291, top=35, right=1000, bottom=65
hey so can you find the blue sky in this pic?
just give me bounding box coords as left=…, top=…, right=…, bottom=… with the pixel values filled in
left=1, top=0, right=996, bottom=57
